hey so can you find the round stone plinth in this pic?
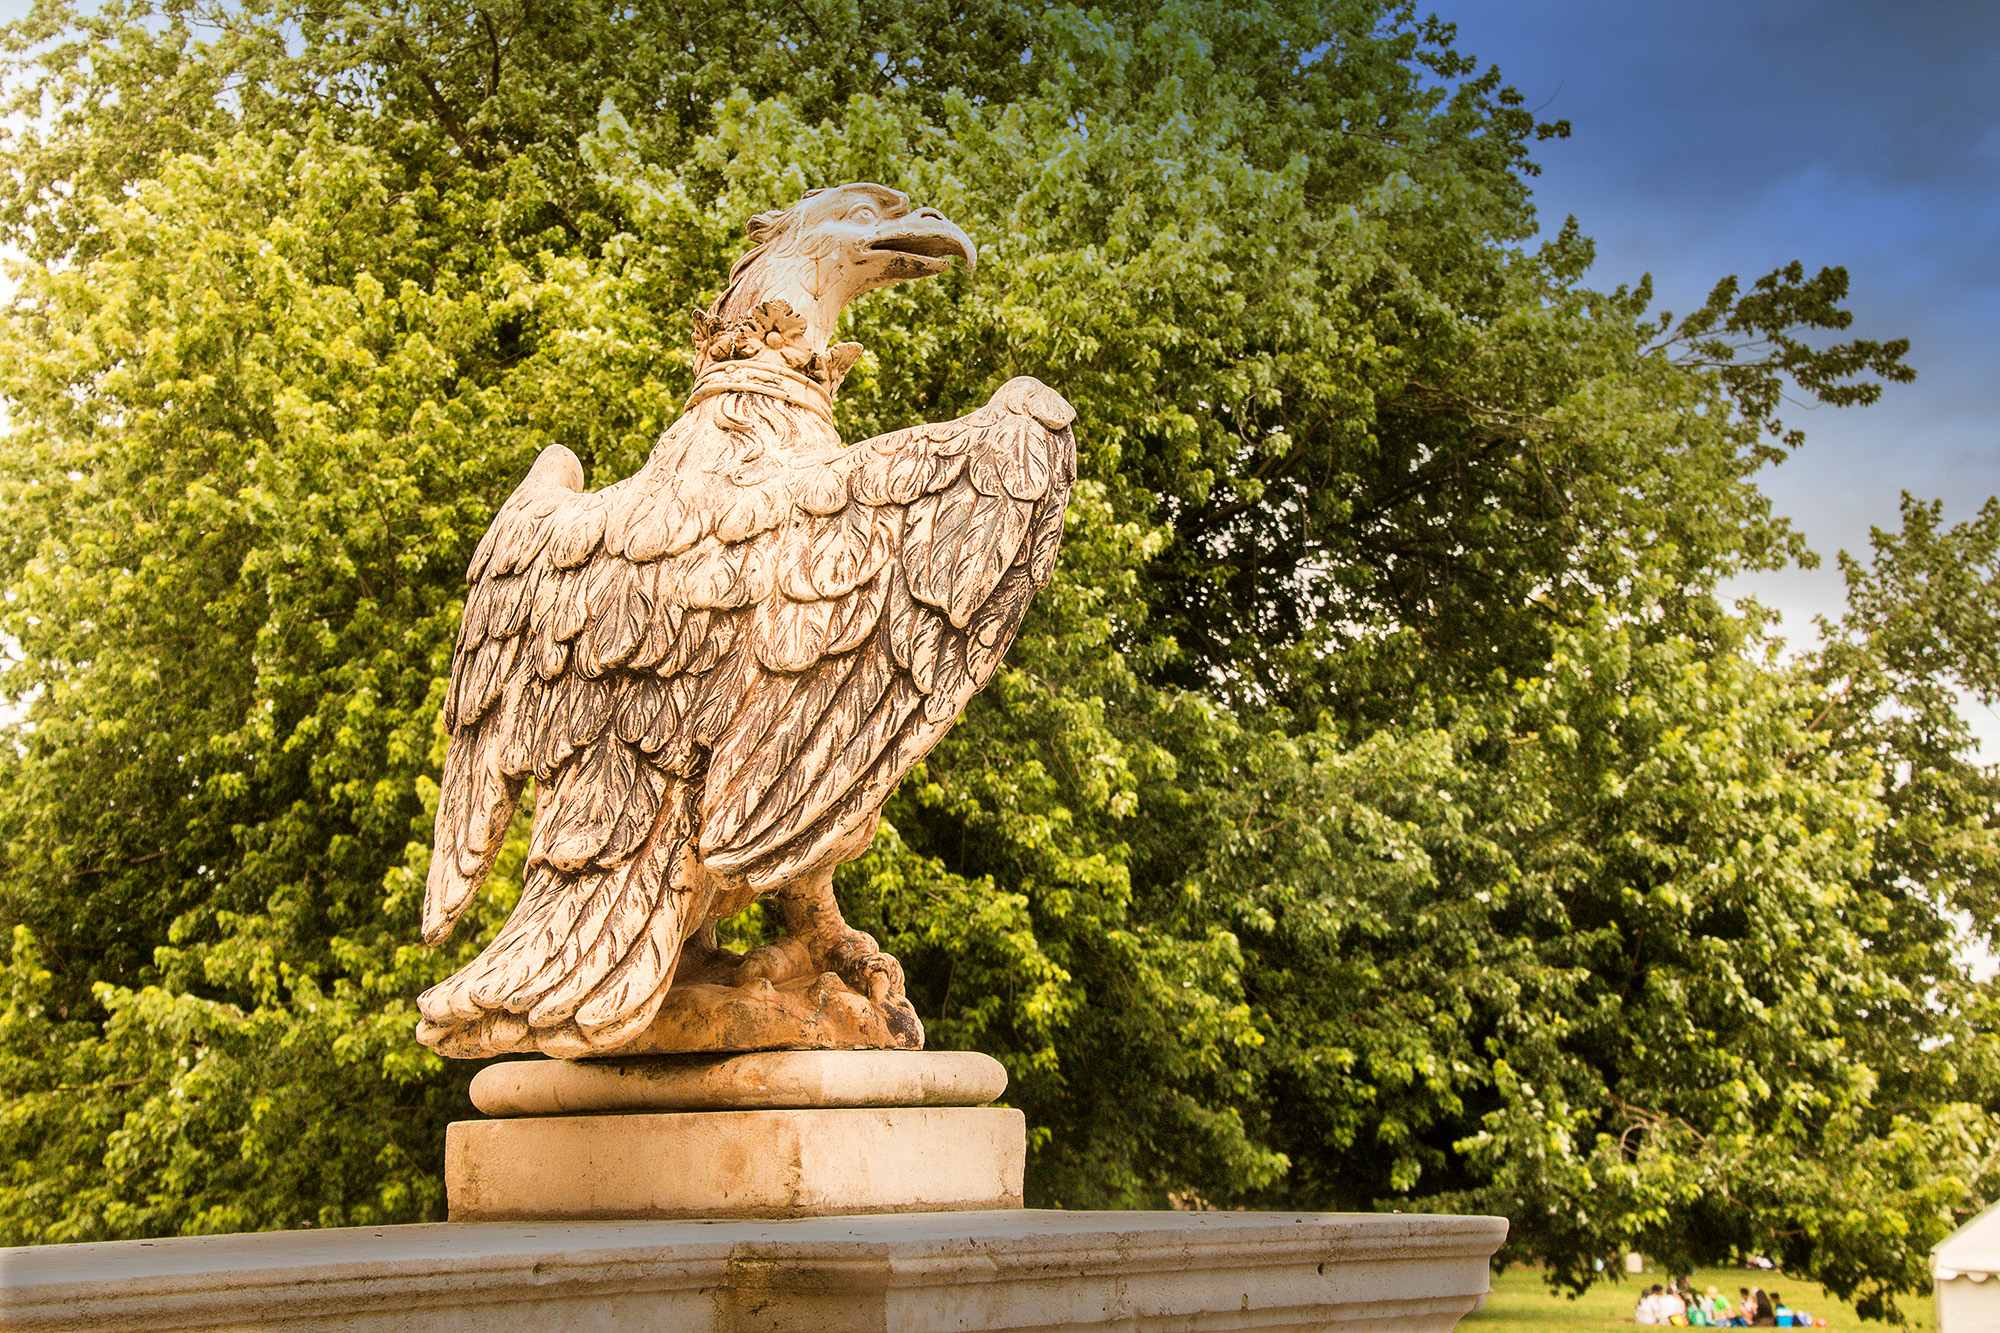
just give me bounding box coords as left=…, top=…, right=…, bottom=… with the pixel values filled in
left=468, top=1049, right=1007, bottom=1118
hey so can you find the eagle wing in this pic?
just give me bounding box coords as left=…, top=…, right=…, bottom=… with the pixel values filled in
left=418, top=375, right=1073, bottom=1057
left=699, top=376, right=1075, bottom=884
left=418, top=417, right=794, bottom=1055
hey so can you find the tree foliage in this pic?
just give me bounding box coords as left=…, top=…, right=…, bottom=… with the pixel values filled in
left=0, top=0, right=1992, bottom=1319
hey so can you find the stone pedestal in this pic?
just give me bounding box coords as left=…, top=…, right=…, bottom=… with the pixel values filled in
left=448, top=1106, right=1025, bottom=1221
left=446, top=1049, right=1023, bottom=1223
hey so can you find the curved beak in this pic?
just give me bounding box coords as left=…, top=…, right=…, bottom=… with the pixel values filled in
left=866, top=207, right=977, bottom=276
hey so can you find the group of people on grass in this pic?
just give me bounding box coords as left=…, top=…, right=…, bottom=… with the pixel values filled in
left=1634, top=1280, right=1828, bottom=1327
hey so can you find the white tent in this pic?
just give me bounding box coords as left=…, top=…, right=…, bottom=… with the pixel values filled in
left=1935, top=1200, right=2000, bottom=1332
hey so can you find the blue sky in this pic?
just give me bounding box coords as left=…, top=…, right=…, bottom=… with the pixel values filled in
left=1431, top=0, right=2000, bottom=651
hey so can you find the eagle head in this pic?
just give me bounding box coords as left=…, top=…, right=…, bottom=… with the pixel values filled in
left=714, top=183, right=976, bottom=349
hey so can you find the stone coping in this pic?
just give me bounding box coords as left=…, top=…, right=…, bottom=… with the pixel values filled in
left=1, top=1209, right=1508, bottom=1332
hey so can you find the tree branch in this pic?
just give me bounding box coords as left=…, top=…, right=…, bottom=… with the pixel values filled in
left=390, top=32, right=488, bottom=169
left=478, top=10, right=502, bottom=102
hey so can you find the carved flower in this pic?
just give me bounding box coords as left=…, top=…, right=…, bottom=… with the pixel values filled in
left=745, top=299, right=807, bottom=350
left=745, top=300, right=817, bottom=369
left=691, top=300, right=826, bottom=373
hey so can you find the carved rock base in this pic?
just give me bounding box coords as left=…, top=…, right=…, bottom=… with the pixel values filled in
left=606, top=972, right=924, bottom=1056
left=445, top=1107, right=1026, bottom=1221
left=469, top=1049, right=1007, bottom=1117
left=414, top=971, right=924, bottom=1060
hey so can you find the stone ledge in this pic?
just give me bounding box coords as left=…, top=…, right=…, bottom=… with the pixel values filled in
left=0, top=1209, right=1508, bottom=1333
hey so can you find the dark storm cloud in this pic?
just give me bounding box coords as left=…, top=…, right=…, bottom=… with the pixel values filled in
left=1446, top=0, right=2000, bottom=197
left=1435, top=0, right=2000, bottom=308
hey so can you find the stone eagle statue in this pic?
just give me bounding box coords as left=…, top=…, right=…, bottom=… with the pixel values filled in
left=416, top=184, right=1076, bottom=1060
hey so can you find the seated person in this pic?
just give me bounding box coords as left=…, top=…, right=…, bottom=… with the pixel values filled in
left=1637, top=1284, right=1667, bottom=1325
left=1661, top=1286, right=1689, bottom=1323
left=1749, top=1288, right=1777, bottom=1327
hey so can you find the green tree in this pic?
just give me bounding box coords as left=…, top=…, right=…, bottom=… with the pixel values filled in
left=0, top=1, right=1988, bottom=1320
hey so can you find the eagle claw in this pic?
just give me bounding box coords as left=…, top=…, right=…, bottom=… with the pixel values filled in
left=726, top=927, right=907, bottom=1009
left=828, top=931, right=906, bottom=1005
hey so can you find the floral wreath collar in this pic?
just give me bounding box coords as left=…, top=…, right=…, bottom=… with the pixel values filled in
left=687, top=299, right=862, bottom=419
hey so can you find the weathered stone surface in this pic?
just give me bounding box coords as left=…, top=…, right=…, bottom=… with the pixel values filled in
left=0, top=1209, right=1510, bottom=1333
left=469, top=1049, right=1007, bottom=1117
left=416, top=183, right=1077, bottom=1061
left=446, top=1107, right=1026, bottom=1221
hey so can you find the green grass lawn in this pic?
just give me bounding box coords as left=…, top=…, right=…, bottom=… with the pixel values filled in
left=1464, top=1265, right=1936, bottom=1333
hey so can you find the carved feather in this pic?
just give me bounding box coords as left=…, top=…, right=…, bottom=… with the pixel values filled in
left=715, top=486, right=782, bottom=544
left=625, top=493, right=703, bottom=563
left=679, top=540, right=738, bottom=608
left=488, top=568, right=538, bottom=640
left=547, top=501, right=607, bottom=570
left=581, top=561, right=647, bottom=673
left=494, top=514, right=552, bottom=578
left=795, top=465, right=846, bottom=516
left=755, top=596, right=836, bottom=673
left=823, top=576, right=887, bottom=656
left=685, top=612, right=738, bottom=676
left=466, top=523, right=501, bottom=586
left=499, top=676, right=545, bottom=775
left=548, top=566, right=589, bottom=644
left=458, top=580, right=494, bottom=650
left=614, top=673, right=677, bottom=750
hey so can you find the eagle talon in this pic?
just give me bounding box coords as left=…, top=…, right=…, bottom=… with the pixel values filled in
left=820, top=928, right=902, bottom=1001
left=729, top=936, right=814, bottom=988
left=721, top=927, right=905, bottom=1009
